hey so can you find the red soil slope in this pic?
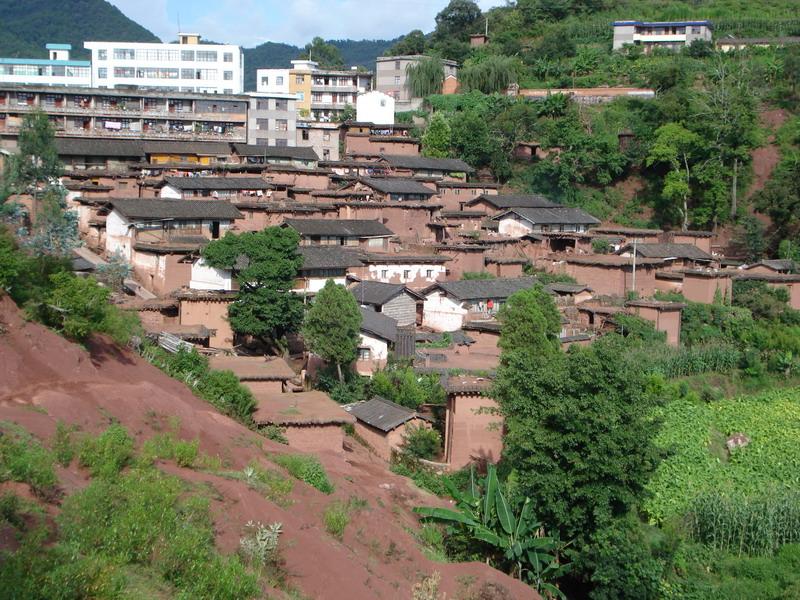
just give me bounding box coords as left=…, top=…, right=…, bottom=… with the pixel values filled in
left=0, top=295, right=537, bottom=600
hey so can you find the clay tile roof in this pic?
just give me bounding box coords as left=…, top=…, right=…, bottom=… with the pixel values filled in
left=626, top=300, right=687, bottom=310
left=620, top=242, right=712, bottom=261
left=298, top=246, right=365, bottom=270
left=466, top=194, right=557, bottom=209
left=359, top=177, right=437, bottom=196
left=426, top=277, right=538, bottom=301
left=232, top=143, right=319, bottom=161
left=380, top=154, right=474, bottom=173
left=344, top=396, right=426, bottom=432
left=208, top=356, right=295, bottom=381
left=143, top=141, right=232, bottom=155
left=560, top=255, right=665, bottom=266
left=359, top=307, right=398, bottom=342
left=163, top=176, right=274, bottom=191
left=252, top=391, right=354, bottom=426
left=545, top=283, right=593, bottom=294
left=284, top=218, right=394, bottom=237
left=445, top=375, right=492, bottom=394
left=590, top=226, right=663, bottom=236
left=109, top=198, right=242, bottom=220
left=494, top=206, right=600, bottom=225
left=55, top=137, right=144, bottom=158
left=744, top=259, right=796, bottom=273
left=351, top=281, right=423, bottom=306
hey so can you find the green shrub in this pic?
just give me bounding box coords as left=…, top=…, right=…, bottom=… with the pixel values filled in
left=260, top=424, right=288, bottom=445
left=0, top=492, right=24, bottom=529
left=324, top=501, right=350, bottom=539
left=401, top=425, right=442, bottom=460
left=78, top=424, right=134, bottom=478
left=197, top=369, right=256, bottom=422
left=140, top=433, right=199, bottom=468
left=0, top=422, right=58, bottom=496
left=272, top=454, right=334, bottom=494
left=51, top=421, right=76, bottom=467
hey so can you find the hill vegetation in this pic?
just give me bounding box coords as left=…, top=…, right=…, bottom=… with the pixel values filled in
left=0, top=0, right=159, bottom=60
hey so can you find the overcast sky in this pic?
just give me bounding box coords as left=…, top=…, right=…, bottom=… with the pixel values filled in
left=108, top=0, right=505, bottom=48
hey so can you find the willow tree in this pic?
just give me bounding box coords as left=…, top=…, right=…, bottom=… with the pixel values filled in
left=406, top=56, right=445, bottom=98
left=460, top=55, right=518, bottom=94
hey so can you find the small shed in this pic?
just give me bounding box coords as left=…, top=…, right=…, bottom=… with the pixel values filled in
left=252, top=390, right=355, bottom=453
left=209, top=355, right=296, bottom=395
left=344, top=396, right=432, bottom=462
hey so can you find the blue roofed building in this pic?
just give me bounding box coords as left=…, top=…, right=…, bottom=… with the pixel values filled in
left=0, top=44, right=91, bottom=87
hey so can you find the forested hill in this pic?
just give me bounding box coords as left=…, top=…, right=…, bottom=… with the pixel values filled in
left=243, top=38, right=397, bottom=91
left=0, top=0, right=160, bottom=60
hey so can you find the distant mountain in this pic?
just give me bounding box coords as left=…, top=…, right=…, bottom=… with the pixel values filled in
left=0, top=0, right=160, bottom=60
left=243, top=38, right=399, bottom=91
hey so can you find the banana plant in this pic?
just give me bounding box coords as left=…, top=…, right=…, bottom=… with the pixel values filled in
left=414, top=465, right=569, bottom=598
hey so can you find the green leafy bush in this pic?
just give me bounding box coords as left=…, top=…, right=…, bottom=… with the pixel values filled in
left=197, top=369, right=256, bottom=422
left=324, top=501, right=351, bottom=539
left=140, top=433, right=199, bottom=468
left=78, top=424, right=134, bottom=478
left=51, top=421, right=76, bottom=467
left=401, top=425, right=442, bottom=460
left=0, top=422, right=57, bottom=496
left=272, top=454, right=333, bottom=494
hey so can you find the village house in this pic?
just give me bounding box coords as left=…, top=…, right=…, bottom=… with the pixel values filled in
left=333, top=200, right=441, bottom=244
left=344, top=396, right=432, bottom=462
left=343, top=127, right=420, bottom=158
left=294, top=246, right=364, bottom=295
left=233, top=202, right=337, bottom=233
left=353, top=177, right=438, bottom=202
left=173, top=288, right=236, bottom=349
left=682, top=269, right=733, bottom=304
left=433, top=243, right=489, bottom=280
left=588, top=226, right=662, bottom=250
left=158, top=176, right=278, bottom=201
left=231, top=143, right=319, bottom=168
left=463, top=193, right=557, bottom=214
left=625, top=300, right=686, bottom=347
left=734, top=272, right=800, bottom=310
left=443, top=375, right=503, bottom=470
left=377, top=155, right=474, bottom=182
left=741, top=259, right=796, bottom=275
left=421, top=277, right=538, bottom=332
left=664, top=230, right=714, bottom=253
left=209, top=355, right=297, bottom=397
left=252, top=390, right=355, bottom=453
left=617, top=242, right=714, bottom=270
left=358, top=306, right=402, bottom=375
left=435, top=181, right=499, bottom=212
left=350, top=281, right=423, bottom=326
left=493, top=206, right=600, bottom=237
left=105, top=198, right=241, bottom=295
left=283, top=218, right=394, bottom=251
left=354, top=252, right=449, bottom=288
left=552, top=254, right=664, bottom=298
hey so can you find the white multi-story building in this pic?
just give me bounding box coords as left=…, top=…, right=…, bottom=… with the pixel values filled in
left=612, top=20, right=713, bottom=52
left=356, top=90, right=394, bottom=125
left=0, top=44, right=91, bottom=87
left=84, top=33, right=243, bottom=94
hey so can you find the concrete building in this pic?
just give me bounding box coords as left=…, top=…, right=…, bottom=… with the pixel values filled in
left=247, top=92, right=297, bottom=146
left=0, top=84, right=249, bottom=151
left=612, top=20, right=713, bottom=52
left=356, top=90, right=395, bottom=125
left=257, top=59, right=372, bottom=122
left=0, top=44, right=91, bottom=87
left=296, top=121, right=340, bottom=161
left=85, top=33, right=243, bottom=94
left=375, top=55, right=458, bottom=113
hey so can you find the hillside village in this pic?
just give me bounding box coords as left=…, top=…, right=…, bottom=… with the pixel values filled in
left=3, top=1, right=800, bottom=598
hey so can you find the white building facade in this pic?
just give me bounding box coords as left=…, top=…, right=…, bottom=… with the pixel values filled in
left=612, top=20, right=713, bottom=52
left=85, top=34, right=243, bottom=94
left=356, top=90, right=395, bottom=125
left=0, top=44, right=91, bottom=87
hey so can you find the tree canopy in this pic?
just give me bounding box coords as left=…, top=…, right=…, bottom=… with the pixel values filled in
left=300, top=37, right=344, bottom=68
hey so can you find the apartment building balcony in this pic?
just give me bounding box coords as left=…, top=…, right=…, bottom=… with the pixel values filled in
left=311, top=83, right=359, bottom=93
left=49, top=127, right=246, bottom=142
left=633, top=34, right=687, bottom=42
left=310, top=102, right=350, bottom=110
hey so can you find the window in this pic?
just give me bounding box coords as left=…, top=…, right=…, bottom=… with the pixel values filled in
left=97, top=49, right=107, bottom=60
left=223, top=71, right=233, bottom=80
left=196, top=51, right=218, bottom=62
left=295, top=74, right=305, bottom=84
left=224, top=89, right=233, bottom=94
left=394, top=75, right=400, bottom=85
left=275, top=138, right=288, bottom=147
left=301, top=129, right=309, bottom=140
left=98, top=67, right=107, bottom=79
left=223, top=52, right=233, bottom=62
left=323, top=149, right=330, bottom=160
left=323, top=132, right=330, bottom=141
left=181, top=50, right=195, bottom=61
left=358, top=348, right=371, bottom=360
left=256, top=99, right=269, bottom=110
left=257, top=118, right=269, bottom=130
left=691, top=26, right=701, bottom=34
left=256, top=137, right=268, bottom=145
left=394, top=60, right=401, bottom=69
left=426, top=270, right=433, bottom=278
left=181, top=69, right=194, bottom=79
left=403, top=270, right=411, bottom=280
left=380, top=99, right=386, bottom=107
left=276, top=76, right=284, bottom=85
left=381, top=270, right=388, bottom=279
left=113, top=48, right=135, bottom=60
left=275, top=119, right=288, bottom=131
left=275, top=99, right=288, bottom=111
left=113, top=67, right=135, bottom=78
left=261, top=76, right=269, bottom=86
left=296, top=91, right=305, bottom=101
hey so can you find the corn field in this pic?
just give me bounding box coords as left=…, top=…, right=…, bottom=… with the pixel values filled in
left=687, top=492, right=800, bottom=556
left=644, top=344, right=741, bottom=378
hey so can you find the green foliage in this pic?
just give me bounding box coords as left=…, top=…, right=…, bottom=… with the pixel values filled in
left=371, top=364, right=446, bottom=409
left=324, top=497, right=367, bottom=540
left=387, top=30, right=426, bottom=56
left=78, top=424, right=134, bottom=478
left=314, top=365, right=371, bottom=404
left=271, top=453, right=334, bottom=494
left=422, top=112, right=452, bottom=158
left=614, top=314, right=667, bottom=344
left=0, top=421, right=57, bottom=497
left=202, top=227, right=303, bottom=346
left=461, top=271, right=494, bottom=280
left=299, top=36, right=343, bottom=68
left=302, top=279, right=362, bottom=381
left=497, top=286, right=562, bottom=355
left=40, top=271, right=110, bottom=341
left=197, top=369, right=257, bottom=422
left=415, top=465, right=568, bottom=595
left=95, top=250, right=131, bottom=292
left=730, top=215, right=767, bottom=263
left=401, top=425, right=442, bottom=460
left=591, top=238, right=612, bottom=254
left=51, top=421, right=77, bottom=467
left=644, top=387, right=800, bottom=524
left=460, top=55, right=519, bottom=94
left=140, top=432, right=200, bottom=468
left=3, top=110, right=61, bottom=193
left=406, top=56, right=446, bottom=98
left=229, top=462, right=294, bottom=506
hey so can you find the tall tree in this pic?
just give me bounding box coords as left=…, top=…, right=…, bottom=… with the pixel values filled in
left=300, top=37, right=343, bottom=68
left=388, top=30, right=426, bottom=56
left=406, top=56, right=445, bottom=98
left=646, top=122, right=701, bottom=231
left=497, top=286, right=561, bottom=354
left=302, top=279, right=362, bottom=382
left=201, top=227, right=303, bottom=352
left=459, top=55, right=519, bottom=94
left=421, top=113, right=452, bottom=158
left=433, top=0, right=483, bottom=41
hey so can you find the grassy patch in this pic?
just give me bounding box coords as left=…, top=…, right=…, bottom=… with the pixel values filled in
left=51, top=421, right=78, bottom=467
left=324, top=496, right=367, bottom=540
left=0, top=421, right=58, bottom=498
left=271, top=454, right=334, bottom=494
left=77, top=423, right=134, bottom=478
left=140, top=432, right=200, bottom=468
left=218, top=461, right=294, bottom=507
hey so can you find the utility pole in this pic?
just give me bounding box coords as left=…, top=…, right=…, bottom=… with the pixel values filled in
left=485, top=17, right=489, bottom=37
left=631, top=237, right=638, bottom=296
